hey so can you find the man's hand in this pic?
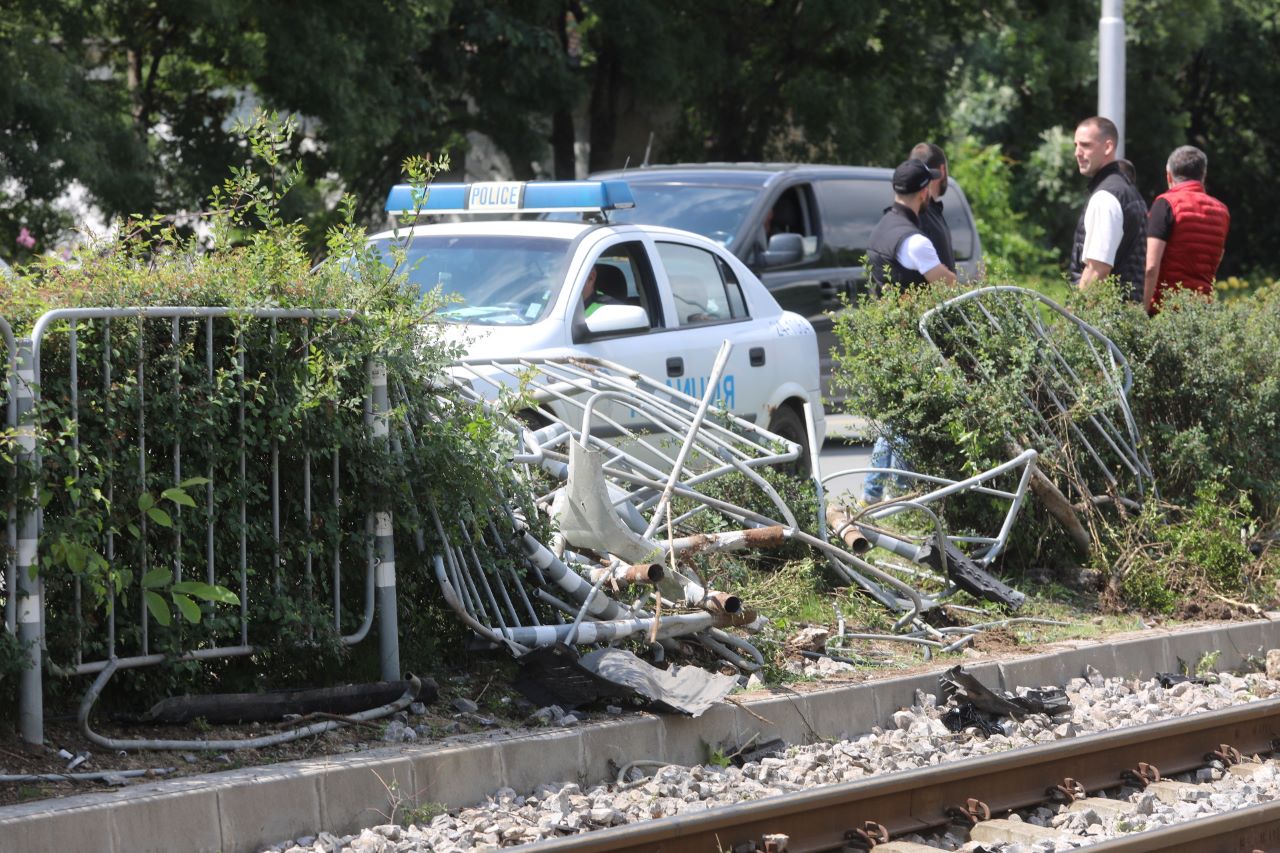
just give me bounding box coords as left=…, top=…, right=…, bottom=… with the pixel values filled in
left=1143, top=236, right=1168, bottom=314
left=924, top=264, right=957, bottom=285
left=1077, top=259, right=1113, bottom=289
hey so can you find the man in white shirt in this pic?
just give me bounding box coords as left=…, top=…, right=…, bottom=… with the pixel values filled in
left=861, top=161, right=956, bottom=505
left=866, top=159, right=958, bottom=290
left=1070, top=117, right=1148, bottom=300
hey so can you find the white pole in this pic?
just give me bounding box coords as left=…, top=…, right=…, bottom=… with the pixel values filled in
left=1099, top=0, right=1126, bottom=159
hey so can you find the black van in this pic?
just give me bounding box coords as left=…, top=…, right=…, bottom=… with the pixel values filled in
left=586, top=163, right=984, bottom=399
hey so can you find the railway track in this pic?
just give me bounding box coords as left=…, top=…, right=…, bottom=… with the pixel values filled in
left=517, top=697, right=1280, bottom=853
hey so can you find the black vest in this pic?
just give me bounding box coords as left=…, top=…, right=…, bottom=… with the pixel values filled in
left=920, top=198, right=955, bottom=272
left=868, top=203, right=929, bottom=289
left=1070, top=161, right=1148, bottom=300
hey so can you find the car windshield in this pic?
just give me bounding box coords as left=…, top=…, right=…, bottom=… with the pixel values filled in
left=370, top=234, right=572, bottom=326
left=547, top=183, right=759, bottom=247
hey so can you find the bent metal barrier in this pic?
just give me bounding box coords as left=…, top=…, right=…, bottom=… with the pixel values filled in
left=0, top=307, right=405, bottom=747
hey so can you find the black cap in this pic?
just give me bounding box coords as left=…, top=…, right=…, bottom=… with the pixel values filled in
left=892, top=159, right=941, bottom=194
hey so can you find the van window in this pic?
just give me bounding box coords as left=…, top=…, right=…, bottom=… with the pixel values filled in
left=657, top=242, right=747, bottom=326
left=758, top=186, right=819, bottom=262
left=942, top=198, right=975, bottom=261
left=813, top=179, right=893, bottom=265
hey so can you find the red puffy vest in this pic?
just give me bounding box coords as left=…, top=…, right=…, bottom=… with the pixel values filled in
left=1154, top=180, right=1230, bottom=307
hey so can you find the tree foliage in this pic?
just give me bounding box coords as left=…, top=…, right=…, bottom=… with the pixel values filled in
left=3, top=1, right=1280, bottom=278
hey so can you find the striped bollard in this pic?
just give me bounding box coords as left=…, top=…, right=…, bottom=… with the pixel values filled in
left=366, top=359, right=400, bottom=681
left=15, top=339, right=43, bottom=744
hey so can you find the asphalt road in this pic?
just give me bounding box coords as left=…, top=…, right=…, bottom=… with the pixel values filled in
left=817, top=415, right=872, bottom=502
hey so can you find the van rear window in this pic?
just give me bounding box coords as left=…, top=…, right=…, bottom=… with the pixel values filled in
left=813, top=179, right=893, bottom=264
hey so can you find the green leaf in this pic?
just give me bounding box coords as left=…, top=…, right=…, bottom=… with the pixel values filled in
left=137, top=493, right=155, bottom=512
left=179, top=477, right=211, bottom=488
left=162, top=488, right=197, bottom=508
left=172, top=594, right=201, bottom=624
left=147, top=507, right=173, bottom=527
left=172, top=581, right=240, bottom=605
left=127, top=523, right=141, bottom=539
left=142, top=567, right=170, bottom=589
left=145, top=591, right=171, bottom=626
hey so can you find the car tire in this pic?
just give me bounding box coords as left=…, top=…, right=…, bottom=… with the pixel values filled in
left=766, top=405, right=811, bottom=477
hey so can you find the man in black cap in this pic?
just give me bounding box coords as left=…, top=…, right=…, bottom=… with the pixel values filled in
left=861, top=159, right=956, bottom=506
left=910, top=142, right=956, bottom=274
left=867, top=159, right=958, bottom=291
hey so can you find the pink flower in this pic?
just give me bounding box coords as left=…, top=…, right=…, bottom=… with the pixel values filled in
left=16, top=227, right=35, bottom=249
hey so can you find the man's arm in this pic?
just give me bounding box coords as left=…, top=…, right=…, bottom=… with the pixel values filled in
left=898, top=234, right=955, bottom=284
left=924, top=264, right=957, bottom=284
left=1078, top=259, right=1113, bottom=289
left=1077, top=191, right=1123, bottom=289
left=1143, top=236, right=1168, bottom=312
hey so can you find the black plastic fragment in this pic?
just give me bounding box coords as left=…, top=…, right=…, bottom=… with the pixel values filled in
left=1156, top=672, right=1214, bottom=688
left=939, top=665, right=1070, bottom=720
left=511, top=643, right=630, bottom=711
left=941, top=702, right=1003, bottom=735
left=915, top=538, right=1025, bottom=610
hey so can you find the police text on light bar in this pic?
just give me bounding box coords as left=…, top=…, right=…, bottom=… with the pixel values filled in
left=385, top=180, right=636, bottom=216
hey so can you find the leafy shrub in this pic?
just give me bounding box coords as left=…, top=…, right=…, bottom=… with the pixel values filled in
left=0, top=114, right=516, bottom=716
left=1110, top=483, right=1262, bottom=614
left=945, top=135, right=1056, bottom=278
left=831, top=274, right=1280, bottom=607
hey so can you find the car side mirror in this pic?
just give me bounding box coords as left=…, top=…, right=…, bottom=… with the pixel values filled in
left=582, top=304, right=650, bottom=337
left=759, top=232, right=804, bottom=268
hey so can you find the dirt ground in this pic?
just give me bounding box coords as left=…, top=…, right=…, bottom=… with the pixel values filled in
left=0, top=609, right=1266, bottom=808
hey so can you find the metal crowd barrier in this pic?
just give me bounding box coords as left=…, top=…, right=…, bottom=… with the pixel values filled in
left=4, top=307, right=401, bottom=746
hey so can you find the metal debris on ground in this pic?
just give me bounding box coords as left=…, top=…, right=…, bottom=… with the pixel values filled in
left=939, top=665, right=1071, bottom=734
left=426, top=347, right=1051, bottom=705
left=918, top=286, right=1154, bottom=551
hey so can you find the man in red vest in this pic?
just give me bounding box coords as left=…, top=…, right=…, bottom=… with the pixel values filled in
left=1143, top=145, right=1231, bottom=315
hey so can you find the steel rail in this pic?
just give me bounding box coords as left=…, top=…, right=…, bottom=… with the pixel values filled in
left=517, top=698, right=1280, bottom=853
left=1085, top=798, right=1280, bottom=852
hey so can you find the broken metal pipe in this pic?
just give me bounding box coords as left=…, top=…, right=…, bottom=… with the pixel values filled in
left=824, top=504, right=872, bottom=555
left=663, top=525, right=791, bottom=556
left=589, top=562, right=666, bottom=586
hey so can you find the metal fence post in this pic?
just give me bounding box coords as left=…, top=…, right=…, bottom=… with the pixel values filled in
left=367, top=358, right=400, bottom=680
left=15, top=338, right=43, bottom=744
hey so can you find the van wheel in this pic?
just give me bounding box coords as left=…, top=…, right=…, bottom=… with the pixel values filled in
left=766, top=405, right=811, bottom=476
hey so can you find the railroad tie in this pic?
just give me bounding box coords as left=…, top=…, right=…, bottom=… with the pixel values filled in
left=1067, top=797, right=1135, bottom=819
left=1227, top=761, right=1269, bottom=778
left=874, top=843, right=941, bottom=852
left=969, top=819, right=1069, bottom=846
left=1145, top=779, right=1211, bottom=804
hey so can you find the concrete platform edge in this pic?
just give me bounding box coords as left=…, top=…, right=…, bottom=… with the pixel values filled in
left=3, top=617, right=1277, bottom=853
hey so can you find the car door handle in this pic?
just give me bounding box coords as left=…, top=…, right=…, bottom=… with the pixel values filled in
left=666, top=357, right=684, bottom=377
left=749, top=347, right=766, bottom=367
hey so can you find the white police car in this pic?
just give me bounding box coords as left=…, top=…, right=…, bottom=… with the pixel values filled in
left=370, top=180, right=825, bottom=461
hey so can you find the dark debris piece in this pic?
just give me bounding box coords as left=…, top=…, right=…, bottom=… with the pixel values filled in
left=941, top=702, right=1004, bottom=736
left=1156, top=672, right=1215, bottom=688
left=939, top=665, right=1070, bottom=720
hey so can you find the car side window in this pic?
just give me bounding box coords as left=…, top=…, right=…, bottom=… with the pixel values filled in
left=813, top=178, right=892, bottom=266
left=657, top=242, right=746, bottom=326
left=586, top=241, right=662, bottom=328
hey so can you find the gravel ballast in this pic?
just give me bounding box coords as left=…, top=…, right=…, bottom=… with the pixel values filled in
left=261, top=667, right=1280, bottom=853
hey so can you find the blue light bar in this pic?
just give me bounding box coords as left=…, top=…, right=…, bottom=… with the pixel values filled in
left=384, top=180, right=635, bottom=215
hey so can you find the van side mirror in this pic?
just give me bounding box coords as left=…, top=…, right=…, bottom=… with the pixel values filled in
left=758, top=232, right=804, bottom=268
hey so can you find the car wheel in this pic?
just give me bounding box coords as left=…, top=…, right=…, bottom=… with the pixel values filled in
left=766, top=405, right=811, bottom=476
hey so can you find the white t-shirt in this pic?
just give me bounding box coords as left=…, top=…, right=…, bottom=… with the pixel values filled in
left=1081, top=190, right=1124, bottom=266
left=894, top=233, right=942, bottom=274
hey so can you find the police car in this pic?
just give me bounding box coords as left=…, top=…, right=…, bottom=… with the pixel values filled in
left=370, top=180, right=826, bottom=462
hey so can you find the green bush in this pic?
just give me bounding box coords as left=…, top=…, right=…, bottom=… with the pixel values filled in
left=0, top=114, right=516, bottom=716
left=831, top=276, right=1280, bottom=608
